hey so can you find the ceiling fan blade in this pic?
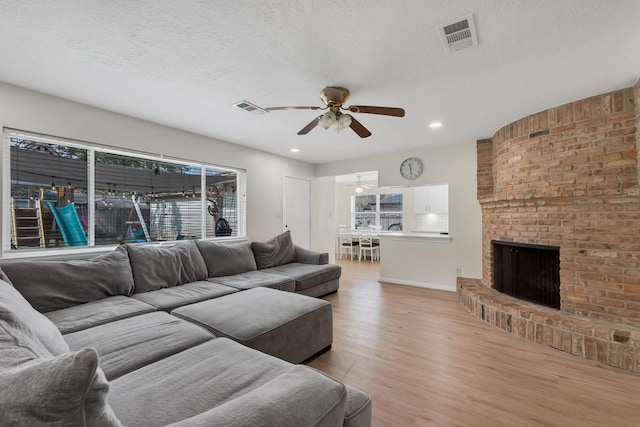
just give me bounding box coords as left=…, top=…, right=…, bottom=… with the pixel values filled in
left=347, top=105, right=405, bottom=117
left=349, top=116, right=372, bottom=138
left=266, top=106, right=323, bottom=111
left=297, top=116, right=320, bottom=135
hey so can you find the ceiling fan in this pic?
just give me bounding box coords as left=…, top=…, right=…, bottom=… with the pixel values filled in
left=266, top=86, right=405, bottom=138
left=347, top=175, right=375, bottom=193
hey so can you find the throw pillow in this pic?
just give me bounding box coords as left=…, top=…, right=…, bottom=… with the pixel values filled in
left=0, top=313, right=50, bottom=370
left=251, top=231, right=297, bottom=269
left=0, top=279, right=69, bottom=358
left=0, top=267, right=12, bottom=286
left=84, top=353, right=124, bottom=427
left=196, top=240, right=257, bottom=277
left=0, top=348, right=123, bottom=426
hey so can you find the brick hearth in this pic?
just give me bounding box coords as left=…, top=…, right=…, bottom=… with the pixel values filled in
left=462, top=78, right=640, bottom=373
left=458, top=278, right=639, bottom=372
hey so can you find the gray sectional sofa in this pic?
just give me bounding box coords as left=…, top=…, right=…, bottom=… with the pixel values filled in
left=0, top=231, right=371, bottom=426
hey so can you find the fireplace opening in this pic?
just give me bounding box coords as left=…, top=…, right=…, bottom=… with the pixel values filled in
left=492, top=241, right=560, bottom=309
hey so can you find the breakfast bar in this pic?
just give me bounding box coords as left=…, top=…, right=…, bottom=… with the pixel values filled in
left=377, top=231, right=456, bottom=292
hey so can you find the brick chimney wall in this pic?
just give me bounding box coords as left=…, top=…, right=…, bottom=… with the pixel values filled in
left=478, top=81, right=640, bottom=326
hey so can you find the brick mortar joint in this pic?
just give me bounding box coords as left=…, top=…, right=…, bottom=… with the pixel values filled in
left=478, top=193, right=640, bottom=207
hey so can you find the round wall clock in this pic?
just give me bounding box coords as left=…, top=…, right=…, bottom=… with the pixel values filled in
left=400, top=157, right=423, bottom=180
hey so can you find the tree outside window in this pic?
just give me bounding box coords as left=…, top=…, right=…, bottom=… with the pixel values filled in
left=352, top=193, right=403, bottom=230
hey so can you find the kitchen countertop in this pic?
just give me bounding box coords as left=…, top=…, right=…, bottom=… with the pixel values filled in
left=377, top=231, right=452, bottom=243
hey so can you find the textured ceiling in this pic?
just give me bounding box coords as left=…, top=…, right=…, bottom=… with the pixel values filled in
left=0, top=1, right=639, bottom=164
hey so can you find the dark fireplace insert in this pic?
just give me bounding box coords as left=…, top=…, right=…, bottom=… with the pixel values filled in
left=492, top=241, right=560, bottom=309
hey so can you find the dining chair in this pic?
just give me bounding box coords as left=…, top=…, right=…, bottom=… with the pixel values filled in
left=336, top=225, right=347, bottom=258
left=338, top=227, right=359, bottom=260
left=357, top=227, right=379, bottom=262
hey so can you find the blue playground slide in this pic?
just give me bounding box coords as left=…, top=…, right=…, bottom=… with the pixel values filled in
left=46, top=202, right=88, bottom=247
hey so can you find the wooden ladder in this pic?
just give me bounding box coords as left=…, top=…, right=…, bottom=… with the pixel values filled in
left=127, top=194, right=150, bottom=241
left=10, top=198, right=46, bottom=249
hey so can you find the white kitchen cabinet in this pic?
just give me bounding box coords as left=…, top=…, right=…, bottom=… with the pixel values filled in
left=429, top=184, right=448, bottom=213
left=413, top=185, right=448, bottom=214
left=414, top=186, right=429, bottom=213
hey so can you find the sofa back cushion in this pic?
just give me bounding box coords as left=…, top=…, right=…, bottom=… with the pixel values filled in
left=251, top=231, right=296, bottom=270
left=1, top=248, right=135, bottom=313
left=0, top=348, right=123, bottom=427
left=196, top=240, right=257, bottom=277
left=125, top=241, right=208, bottom=293
left=0, top=279, right=69, bottom=363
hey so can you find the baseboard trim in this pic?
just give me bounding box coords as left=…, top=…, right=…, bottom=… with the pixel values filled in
left=378, top=277, right=456, bottom=292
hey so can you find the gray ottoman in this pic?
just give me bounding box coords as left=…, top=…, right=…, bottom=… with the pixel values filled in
left=171, top=287, right=332, bottom=364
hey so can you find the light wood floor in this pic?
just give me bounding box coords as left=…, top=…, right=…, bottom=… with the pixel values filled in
left=307, top=260, right=639, bottom=427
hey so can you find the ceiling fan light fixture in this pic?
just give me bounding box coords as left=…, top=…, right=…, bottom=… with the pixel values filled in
left=354, top=186, right=364, bottom=193
left=268, top=86, right=404, bottom=138
left=337, top=113, right=352, bottom=130
left=320, top=111, right=337, bottom=129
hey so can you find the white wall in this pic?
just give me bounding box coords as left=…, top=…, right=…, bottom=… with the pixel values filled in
left=311, top=176, right=336, bottom=262
left=315, top=143, right=482, bottom=284
left=0, top=82, right=482, bottom=280
left=335, top=182, right=355, bottom=228
left=0, top=82, right=315, bottom=251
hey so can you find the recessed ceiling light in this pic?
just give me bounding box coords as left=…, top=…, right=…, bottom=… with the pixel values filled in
left=429, top=122, right=443, bottom=128
left=290, top=148, right=300, bottom=153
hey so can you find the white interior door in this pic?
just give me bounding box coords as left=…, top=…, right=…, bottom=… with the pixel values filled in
left=283, top=176, right=310, bottom=249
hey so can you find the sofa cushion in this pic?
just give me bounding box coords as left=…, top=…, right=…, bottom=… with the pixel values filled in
left=125, top=241, right=208, bottom=292
left=172, top=287, right=332, bottom=363
left=109, top=338, right=346, bottom=427
left=196, top=240, right=257, bottom=277
left=262, top=263, right=342, bottom=291
left=343, top=384, right=373, bottom=427
left=0, top=279, right=69, bottom=359
left=207, top=271, right=295, bottom=292
left=64, top=312, right=214, bottom=380
left=0, top=348, right=122, bottom=426
left=45, top=296, right=157, bottom=334
left=1, top=248, right=135, bottom=313
left=166, top=365, right=346, bottom=427
left=251, top=231, right=296, bottom=269
left=131, top=281, right=238, bottom=311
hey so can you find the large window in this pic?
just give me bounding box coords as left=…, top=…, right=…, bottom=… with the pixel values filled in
left=4, top=131, right=245, bottom=253
left=352, top=193, right=403, bottom=231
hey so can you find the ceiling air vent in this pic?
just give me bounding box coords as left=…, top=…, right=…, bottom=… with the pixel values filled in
left=232, top=100, right=267, bottom=115
left=438, top=14, right=478, bottom=53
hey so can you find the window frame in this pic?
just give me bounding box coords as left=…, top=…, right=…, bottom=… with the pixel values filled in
left=351, top=192, right=403, bottom=230
left=3, top=129, right=246, bottom=257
